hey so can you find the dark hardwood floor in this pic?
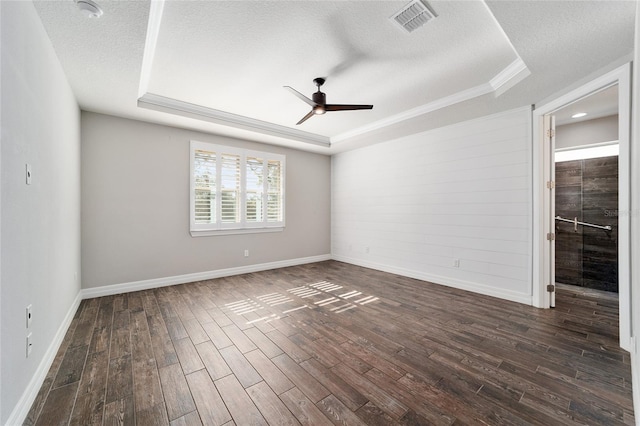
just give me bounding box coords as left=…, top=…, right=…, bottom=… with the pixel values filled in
left=26, top=261, right=634, bottom=425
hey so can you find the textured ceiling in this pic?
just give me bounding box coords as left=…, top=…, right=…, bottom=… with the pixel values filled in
left=32, top=0, right=636, bottom=154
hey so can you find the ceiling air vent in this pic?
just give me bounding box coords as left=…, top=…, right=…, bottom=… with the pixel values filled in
left=390, top=0, right=436, bottom=33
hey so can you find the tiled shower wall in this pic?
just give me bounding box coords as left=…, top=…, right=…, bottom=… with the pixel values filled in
left=555, top=156, right=618, bottom=292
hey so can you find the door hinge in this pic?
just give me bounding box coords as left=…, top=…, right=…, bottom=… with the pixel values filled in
left=546, top=233, right=555, bottom=241
left=547, top=284, right=555, bottom=292
left=546, top=181, right=555, bottom=189
left=546, top=129, right=555, bottom=138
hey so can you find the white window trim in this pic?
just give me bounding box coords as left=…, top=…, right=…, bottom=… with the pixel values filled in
left=190, top=140, right=286, bottom=237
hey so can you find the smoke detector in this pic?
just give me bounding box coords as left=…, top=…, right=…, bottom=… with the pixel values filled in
left=77, top=0, right=103, bottom=18
left=390, top=0, right=436, bottom=33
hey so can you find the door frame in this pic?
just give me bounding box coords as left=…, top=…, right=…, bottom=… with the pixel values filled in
left=532, top=63, right=631, bottom=351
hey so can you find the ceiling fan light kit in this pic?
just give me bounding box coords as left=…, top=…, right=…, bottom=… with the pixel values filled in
left=284, top=77, right=373, bottom=125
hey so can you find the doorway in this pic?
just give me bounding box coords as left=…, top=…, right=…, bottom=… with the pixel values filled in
left=553, top=86, right=619, bottom=295
left=532, top=63, right=631, bottom=351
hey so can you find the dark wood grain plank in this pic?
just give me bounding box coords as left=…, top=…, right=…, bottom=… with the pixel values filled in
left=170, top=411, right=203, bottom=426
left=105, top=355, right=133, bottom=404
left=53, top=344, right=89, bottom=388
left=279, top=387, right=333, bottom=426
left=183, top=318, right=209, bottom=345
left=300, top=358, right=368, bottom=411
left=267, top=329, right=311, bottom=363
left=222, top=324, right=258, bottom=353
left=331, top=362, right=409, bottom=419
left=201, top=320, right=233, bottom=349
left=174, top=337, right=205, bottom=375
left=110, top=310, right=131, bottom=359
left=244, top=349, right=295, bottom=395
left=103, top=395, right=134, bottom=426
left=159, top=363, right=197, bottom=421
left=35, top=382, right=78, bottom=426
left=243, top=327, right=284, bottom=358
left=316, top=394, right=368, bottom=426
left=194, top=340, right=232, bottom=380
left=246, top=381, right=300, bottom=425
left=219, top=345, right=263, bottom=388
left=147, top=313, right=179, bottom=368
left=214, top=374, right=268, bottom=425
left=69, top=350, right=109, bottom=425
left=272, top=353, right=331, bottom=403
left=136, top=402, right=170, bottom=426
left=186, top=369, right=232, bottom=425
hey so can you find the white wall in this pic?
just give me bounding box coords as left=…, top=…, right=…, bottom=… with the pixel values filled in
left=556, top=114, right=618, bottom=149
left=631, top=0, right=640, bottom=417
left=81, top=112, right=331, bottom=290
left=1, top=2, right=81, bottom=424
left=332, top=106, right=533, bottom=304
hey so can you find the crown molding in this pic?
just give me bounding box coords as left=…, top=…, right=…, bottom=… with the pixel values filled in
left=138, top=93, right=331, bottom=147
left=135, top=0, right=528, bottom=149
left=138, top=0, right=165, bottom=98
left=490, top=58, right=531, bottom=97
left=331, top=57, right=530, bottom=144
left=330, top=82, right=493, bottom=144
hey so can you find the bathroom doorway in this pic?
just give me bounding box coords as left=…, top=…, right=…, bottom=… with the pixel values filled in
left=533, top=63, right=631, bottom=350
left=553, top=85, right=619, bottom=295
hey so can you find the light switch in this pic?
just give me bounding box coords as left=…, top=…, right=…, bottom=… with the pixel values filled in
left=26, top=164, right=32, bottom=185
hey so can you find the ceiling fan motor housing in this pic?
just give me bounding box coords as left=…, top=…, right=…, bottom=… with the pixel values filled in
left=312, top=91, right=326, bottom=105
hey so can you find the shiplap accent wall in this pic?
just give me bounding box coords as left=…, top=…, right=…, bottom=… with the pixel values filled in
left=332, top=106, right=533, bottom=304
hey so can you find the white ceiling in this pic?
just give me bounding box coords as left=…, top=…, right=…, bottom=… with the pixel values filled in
left=32, top=0, right=636, bottom=154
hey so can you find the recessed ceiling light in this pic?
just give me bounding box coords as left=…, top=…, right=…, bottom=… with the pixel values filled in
left=571, top=112, right=587, bottom=119
left=77, top=0, right=103, bottom=18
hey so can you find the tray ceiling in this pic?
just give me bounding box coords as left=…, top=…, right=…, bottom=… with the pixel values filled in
left=32, top=0, right=635, bottom=153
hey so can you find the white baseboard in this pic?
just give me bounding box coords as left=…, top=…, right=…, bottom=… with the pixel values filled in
left=332, top=255, right=533, bottom=306
left=5, top=291, right=82, bottom=426
left=81, top=254, right=332, bottom=299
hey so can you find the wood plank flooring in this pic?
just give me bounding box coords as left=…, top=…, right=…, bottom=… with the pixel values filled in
left=26, top=261, right=634, bottom=425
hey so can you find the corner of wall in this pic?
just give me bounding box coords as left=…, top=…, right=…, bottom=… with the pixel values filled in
left=4, top=293, right=81, bottom=425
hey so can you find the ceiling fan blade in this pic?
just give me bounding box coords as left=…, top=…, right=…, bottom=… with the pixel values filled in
left=296, top=110, right=316, bottom=125
left=325, top=104, right=373, bottom=111
left=284, top=86, right=316, bottom=107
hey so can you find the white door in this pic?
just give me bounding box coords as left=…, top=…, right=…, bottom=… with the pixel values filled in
left=543, top=115, right=556, bottom=307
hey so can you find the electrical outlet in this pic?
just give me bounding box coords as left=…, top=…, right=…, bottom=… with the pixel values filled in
left=26, top=333, right=33, bottom=357
left=26, top=164, right=32, bottom=185
left=244, top=249, right=249, bottom=257
left=365, top=247, right=370, bottom=254
left=26, top=304, right=32, bottom=328
left=452, top=259, right=460, bottom=268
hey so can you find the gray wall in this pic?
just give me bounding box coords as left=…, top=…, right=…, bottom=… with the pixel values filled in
left=632, top=0, right=640, bottom=381
left=556, top=115, right=618, bottom=149
left=1, top=2, right=81, bottom=423
left=81, top=112, right=331, bottom=289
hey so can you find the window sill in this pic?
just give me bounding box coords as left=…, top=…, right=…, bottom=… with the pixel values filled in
left=190, top=227, right=284, bottom=237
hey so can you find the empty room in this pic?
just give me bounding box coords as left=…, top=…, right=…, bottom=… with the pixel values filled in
left=2, top=0, right=640, bottom=425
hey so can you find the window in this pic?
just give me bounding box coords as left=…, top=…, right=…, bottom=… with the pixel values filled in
left=190, top=141, right=285, bottom=236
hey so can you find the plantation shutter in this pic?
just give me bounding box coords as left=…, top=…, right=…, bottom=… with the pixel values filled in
left=190, top=141, right=284, bottom=236
left=246, top=156, right=264, bottom=222
left=193, top=149, right=216, bottom=224
left=267, top=159, right=283, bottom=222
left=220, top=153, right=241, bottom=224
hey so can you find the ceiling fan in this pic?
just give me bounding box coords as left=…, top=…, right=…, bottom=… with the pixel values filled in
left=284, top=78, right=373, bottom=125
